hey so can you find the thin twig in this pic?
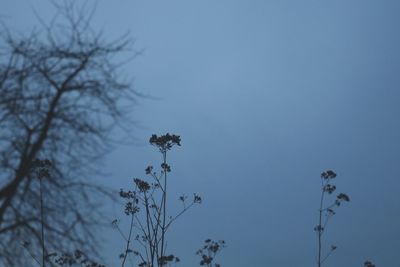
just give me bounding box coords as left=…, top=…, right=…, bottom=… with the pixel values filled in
left=39, top=177, right=45, bottom=267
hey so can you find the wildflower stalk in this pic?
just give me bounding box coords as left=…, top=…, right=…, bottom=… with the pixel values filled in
left=196, top=239, right=225, bottom=267
left=317, top=175, right=326, bottom=267
left=160, top=150, right=167, bottom=266
left=39, top=175, right=46, bottom=267
left=33, top=159, right=51, bottom=267
left=315, top=170, right=350, bottom=267
left=116, top=134, right=202, bottom=267
left=121, top=210, right=135, bottom=267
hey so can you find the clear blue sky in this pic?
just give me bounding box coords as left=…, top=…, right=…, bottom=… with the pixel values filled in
left=2, top=1, right=400, bottom=266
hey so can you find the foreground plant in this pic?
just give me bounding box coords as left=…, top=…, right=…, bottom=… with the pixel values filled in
left=196, top=239, right=226, bottom=267
left=46, top=250, right=105, bottom=267
left=315, top=170, right=350, bottom=267
left=115, top=133, right=201, bottom=267
left=22, top=159, right=105, bottom=267
left=364, top=260, right=376, bottom=267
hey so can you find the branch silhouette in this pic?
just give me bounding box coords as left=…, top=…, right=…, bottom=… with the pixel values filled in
left=0, top=1, right=138, bottom=265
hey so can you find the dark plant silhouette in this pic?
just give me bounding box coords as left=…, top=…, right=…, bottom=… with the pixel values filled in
left=364, top=260, right=376, bottom=267
left=19, top=159, right=52, bottom=266
left=315, top=170, right=350, bottom=267
left=21, top=159, right=106, bottom=267
left=33, top=159, right=52, bottom=267
left=46, top=250, right=105, bottom=267
left=114, top=134, right=201, bottom=267
left=196, top=239, right=225, bottom=267
left=22, top=244, right=106, bottom=267
left=0, top=1, right=138, bottom=265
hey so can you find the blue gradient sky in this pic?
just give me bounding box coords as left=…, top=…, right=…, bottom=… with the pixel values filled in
left=2, top=1, right=400, bottom=266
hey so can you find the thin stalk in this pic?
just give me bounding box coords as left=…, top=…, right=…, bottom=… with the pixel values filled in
left=208, top=249, right=212, bottom=267
left=39, top=177, right=45, bottom=267
left=121, top=211, right=135, bottom=267
left=22, top=245, right=42, bottom=267
left=152, top=195, right=163, bottom=266
left=165, top=202, right=195, bottom=231
left=160, top=150, right=167, bottom=266
left=143, top=192, right=155, bottom=266
left=318, top=179, right=326, bottom=267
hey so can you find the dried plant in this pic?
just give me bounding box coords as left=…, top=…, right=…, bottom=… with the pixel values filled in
left=46, top=250, right=105, bottom=267
left=115, top=134, right=201, bottom=267
left=20, top=159, right=106, bottom=267
left=315, top=170, right=350, bottom=267
left=364, top=260, right=376, bottom=267
left=196, top=239, right=225, bottom=267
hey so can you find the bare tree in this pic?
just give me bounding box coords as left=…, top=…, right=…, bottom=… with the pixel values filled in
left=0, top=1, right=138, bottom=265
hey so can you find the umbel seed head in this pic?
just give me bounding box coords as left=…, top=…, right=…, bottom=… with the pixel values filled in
left=149, top=133, right=181, bottom=152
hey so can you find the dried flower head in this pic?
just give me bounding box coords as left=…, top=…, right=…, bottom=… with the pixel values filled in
left=197, top=239, right=225, bottom=266
left=133, top=178, right=150, bottom=193
left=158, top=254, right=180, bottom=265
left=149, top=133, right=181, bottom=153
left=194, top=193, right=202, bottom=204
left=321, top=170, right=337, bottom=179
left=364, top=261, right=376, bottom=267
left=161, top=163, right=171, bottom=172
left=145, top=165, right=153, bottom=175
left=31, top=158, right=52, bottom=179
left=336, top=193, right=350, bottom=202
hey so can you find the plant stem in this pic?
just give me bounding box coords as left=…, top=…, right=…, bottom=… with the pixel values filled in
left=121, top=211, right=135, bottom=267
left=160, top=151, right=167, bottom=267
left=318, top=179, right=325, bottom=267
left=39, top=177, right=45, bottom=267
left=143, top=192, right=155, bottom=266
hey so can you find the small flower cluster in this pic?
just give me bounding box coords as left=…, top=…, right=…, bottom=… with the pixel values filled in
left=158, top=254, right=180, bottom=266
left=324, top=184, right=336, bottom=194
left=161, top=163, right=171, bottom=172
left=320, top=170, right=350, bottom=205
left=31, top=158, right=52, bottom=179
left=149, top=133, right=181, bottom=153
left=196, top=239, right=225, bottom=267
left=178, top=193, right=202, bottom=207
left=119, top=189, right=136, bottom=199
left=46, top=249, right=105, bottom=267
left=364, top=260, right=376, bottom=267
left=336, top=193, right=350, bottom=203
left=134, top=178, right=151, bottom=193
left=333, top=192, right=350, bottom=207
left=119, top=189, right=139, bottom=215
left=145, top=165, right=154, bottom=175
left=321, top=170, right=337, bottom=179
left=124, top=201, right=140, bottom=215
left=194, top=193, right=202, bottom=204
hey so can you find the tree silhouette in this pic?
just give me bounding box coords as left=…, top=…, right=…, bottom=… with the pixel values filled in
left=0, top=1, right=138, bottom=265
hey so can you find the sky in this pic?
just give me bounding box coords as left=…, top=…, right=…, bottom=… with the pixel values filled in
left=1, top=0, right=400, bottom=266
